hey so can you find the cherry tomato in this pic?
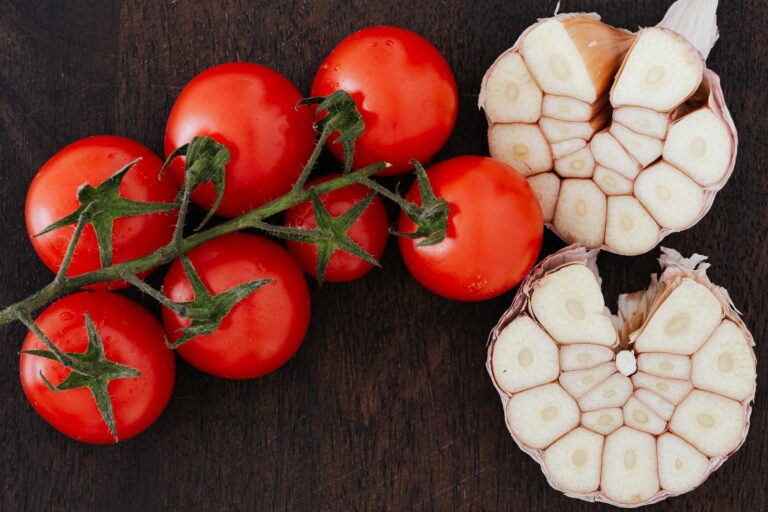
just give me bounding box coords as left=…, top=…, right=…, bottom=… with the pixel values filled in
left=283, top=174, right=389, bottom=282
left=19, top=291, right=175, bottom=444
left=162, top=234, right=310, bottom=379
left=164, top=63, right=316, bottom=217
left=398, top=156, right=543, bottom=301
left=25, top=136, right=179, bottom=288
left=312, top=26, right=458, bottom=176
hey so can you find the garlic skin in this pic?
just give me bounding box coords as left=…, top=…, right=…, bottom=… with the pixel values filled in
left=478, top=0, right=738, bottom=256
left=486, top=245, right=756, bottom=508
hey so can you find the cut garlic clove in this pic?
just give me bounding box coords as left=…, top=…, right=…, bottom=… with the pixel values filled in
left=635, top=389, right=675, bottom=421
left=521, top=17, right=632, bottom=103
left=544, top=427, right=604, bottom=493
left=554, top=180, right=607, bottom=248
left=542, top=94, right=608, bottom=122
left=663, top=107, right=733, bottom=186
left=613, top=106, right=670, bottom=139
left=482, top=52, right=543, bottom=123
left=540, top=108, right=609, bottom=143
left=634, top=161, right=705, bottom=229
left=623, top=397, right=666, bottom=435
left=611, top=28, right=703, bottom=112
left=657, top=433, right=710, bottom=494
left=526, top=173, right=561, bottom=223
left=592, top=166, right=633, bottom=195
left=551, top=138, right=587, bottom=159
left=488, top=123, right=552, bottom=176
left=506, top=383, right=581, bottom=450
left=636, top=353, right=691, bottom=380
left=578, top=373, right=633, bottom=411
left=634, top=278, right=722, bottom=355
left=530, top=264, right=616, bottom=346
left=554, top=146, right=595, bottom=178
left=559, top=344, right=614, bottom=371
left=560, top=362, right=617, bottom=399
left=492, top=316, right=560, bottom=394
left=632, top=372, right=693, bottom=405
left=605, top=196, right=660, bottom=255
left=691, top=320, right=757, bottom=401
left=582, top=408, right=623, bottom=436
left=610, top=123, right=663, bottom=166
left=670, top=390, right=745, bottom=458
left=601, top=427, right=660, bottom=505
left=590, top=131, right=642, bottom=180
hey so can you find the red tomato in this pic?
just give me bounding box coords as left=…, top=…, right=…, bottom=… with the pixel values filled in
left=398, top=156, right=543, bottom=301
left=283, top=174, right=389, bottom=282
left=19, top=291, right=176, bottom=443
left=25, top=136, right=179, bottom=288
left=164, top=63, right=316, bottom=217
left=162, top=234, right=310, bottom=379
left=312, top=26, right=458, bottom=176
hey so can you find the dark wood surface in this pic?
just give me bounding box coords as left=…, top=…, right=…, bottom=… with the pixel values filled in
left=1, top=1, right=766, bottom=510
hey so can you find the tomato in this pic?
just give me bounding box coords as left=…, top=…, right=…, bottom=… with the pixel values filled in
left=283, top=174, right=389, bottom=282
left=312, top=26, right=458, bottom=176
left=25, top=136, right=179, bottom=288
left=164, top=62, right=316, bottom=217
left=398, top=156, right=543, bottom=301
left=19, top=291, right=175, bottom=443
left=161, top=234, right=310, bottom=379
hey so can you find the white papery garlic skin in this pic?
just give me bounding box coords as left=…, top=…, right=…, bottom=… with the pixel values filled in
left=487, top=246, right=756, bottom=507
left=479, top=0, right=737, bottom=255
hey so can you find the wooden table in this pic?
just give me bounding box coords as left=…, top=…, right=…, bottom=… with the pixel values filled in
left=1, top=1, right=765, bottom=510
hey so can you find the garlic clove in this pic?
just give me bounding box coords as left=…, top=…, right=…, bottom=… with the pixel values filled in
left=506, top=382, right=581, bottom=450
left=488, top=123, right=552, bottom=176
left=559, top=344, right=614, bottom=371
left=611, top=28, right=703, bottom=112
left=604, top=196, right=660, bottom=255
left=582, top=408, right=623, bottom=436
left=670, top=390, right=745, bottom=457
left=691, top=320, right=757, bottom=401
left=492, top=315, right=560, bottom=394
left=634, top=278, right=722, bottom=355
left=554, top=146, right=595, bottom=178
left=634, top=161, right=705, bottom=229
left=663, top=107, right=733, bottom=186
left=560, top=362, right=617, bottom=399
left=544, top=427, right=604, bottom=493
left=483, top=52, right=543, bottom=123
left=554, top=180, right=607, bottom=248
left=600, top=427, right=660, bottom=505
left=530, top=263, right=616, bottom=346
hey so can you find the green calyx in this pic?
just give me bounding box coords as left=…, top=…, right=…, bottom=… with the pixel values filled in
left=160, top=136, right=231, bottom=232
left=21, top=312, right=141, bottom=442
left=160, top=256, right=270, bottom=349
left=255, top=190, right=381, bottom=285
left=362, top=160, right=449, bottom=247
left=298, top=91, right=364, bottom=173
left=35, top=160, right=177, bottom=270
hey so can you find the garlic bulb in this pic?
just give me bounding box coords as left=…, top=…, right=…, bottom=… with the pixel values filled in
left=479, top=0, right=737, bottom=255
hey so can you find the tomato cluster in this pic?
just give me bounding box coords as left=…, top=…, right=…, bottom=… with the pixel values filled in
left=19, top=26, right=542, bottom=443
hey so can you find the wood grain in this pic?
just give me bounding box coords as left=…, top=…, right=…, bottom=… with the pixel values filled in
left=0, top=1, right=765, bottom=510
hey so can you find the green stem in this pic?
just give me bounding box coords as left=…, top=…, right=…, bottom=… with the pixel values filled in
left=54, top=207, right=91, bottom=284
left=356, top=176, right=419, bottom=217
left=0, top=163, right=385, bottom=328
left=292, top=124, right=334, bottom=192
left=173, top=181, right=192, bottom=249
left=15, top=310, right=72, bottom=367
left=120, top=273, right=186, bottom=316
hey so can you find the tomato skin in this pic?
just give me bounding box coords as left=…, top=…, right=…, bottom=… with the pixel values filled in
left=312, top=26, right=458, bottom=176
left=162, top=234, right=310, bottom=379
left=25, top=136, right=179, bottom=289
left=164, top=62, right=316, bottom=217
left=19, top=292, right=176, bottom=444
left=284, top=174, right=389, bottom=282
left=398, top=156, right=543, bottom=301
